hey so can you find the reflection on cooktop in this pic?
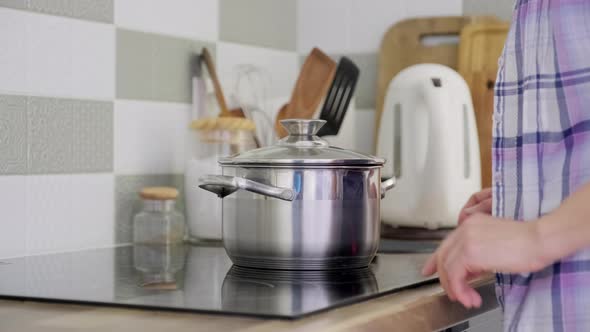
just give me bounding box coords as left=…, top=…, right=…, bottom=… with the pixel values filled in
left=0, top=245, right=436, bottom=319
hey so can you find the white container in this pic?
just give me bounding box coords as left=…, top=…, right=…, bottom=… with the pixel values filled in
left=185, top=155, right=222, bottom=241
left=185, top=126, right=257, bottom=241
left=377, top=64, right=481, bottom=229
left=186, top=58, right=258, bottom=241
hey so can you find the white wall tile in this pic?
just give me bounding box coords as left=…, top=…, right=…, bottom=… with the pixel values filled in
left=296, top=0, right=351, bottom=53
left=0, top=8, right=27, bottom=95
left=114, top=100, right=190, bottom=174
left=114, top=0, right=218, bottom=41
left=25, top=174, right=115, bottom=255
left=69, top=18, right=115, bottom=100
left=25, top=11, right=114, bottom=100
left=405, top=0, right=463, bottom=18
left=26, top=11, right=71, bottom=98
left=0, top=176, right=26, bottom=259
left=216, top=42, right=299, bottom=102
left=349, top=0, right=408, bottom=53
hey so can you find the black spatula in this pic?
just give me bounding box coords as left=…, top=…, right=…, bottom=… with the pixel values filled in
left=316, top=56, right=360, bottom=137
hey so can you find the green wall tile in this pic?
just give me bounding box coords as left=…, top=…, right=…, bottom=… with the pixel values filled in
left=0, top=0, right=114, bottom=23
left=71, top=100, right=113, bottom=172
left=116, top=30, right=153, bottom=101
left=22, top=95, right=113, bottom=174
left=220, top=0, right=297, bottom=51
left=27, top=97, right=74, bottom=174
left=152, top=37, right=214, bottom=104
left=117, top=29, right=215, bottom=103
left=115, top=174, right=185, bottom=244
left=0, top=95, right=27, bottom=174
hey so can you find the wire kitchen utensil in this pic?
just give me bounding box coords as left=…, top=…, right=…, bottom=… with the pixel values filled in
left=232, top=64, right=276, bottom=146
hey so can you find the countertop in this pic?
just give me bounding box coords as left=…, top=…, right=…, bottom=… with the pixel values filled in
left=0, top=276, right=497, bottom=332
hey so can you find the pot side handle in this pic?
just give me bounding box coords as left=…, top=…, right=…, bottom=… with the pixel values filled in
left=198, top=175, right=295, bottom=201
left=380, top=177, right=396, bottom=199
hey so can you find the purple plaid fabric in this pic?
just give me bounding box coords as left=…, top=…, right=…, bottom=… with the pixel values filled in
left=493, top=0, right=590, bottom=331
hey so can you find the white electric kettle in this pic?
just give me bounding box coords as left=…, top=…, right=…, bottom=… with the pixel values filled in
left=377, top=64, right=481, bottom=229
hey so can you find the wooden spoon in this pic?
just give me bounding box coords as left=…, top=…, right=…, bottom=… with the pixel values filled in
left=275, top=48, right=336, bottom=138
left=201, top=48, right=231, bottom=117
left=226, top=107, right=245, bottom=117
left=274, top=103, right=289, bottom=134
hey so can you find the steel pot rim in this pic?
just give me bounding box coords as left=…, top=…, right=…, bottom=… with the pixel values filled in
left=217, top=162, right=385, bottom=169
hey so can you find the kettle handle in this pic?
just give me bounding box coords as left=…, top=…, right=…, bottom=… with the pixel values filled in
left=198, top=175, right=295, bottom=201
left=380, top=177, right=396, bottom=199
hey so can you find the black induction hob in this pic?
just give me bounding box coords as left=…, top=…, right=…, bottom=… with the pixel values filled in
left=0, top=244, right=436, bottom=319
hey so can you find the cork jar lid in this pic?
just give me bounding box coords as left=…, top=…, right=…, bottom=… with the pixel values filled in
left=190, top=117, right=256, bottom=131
left=139, top=187, right=179, bottom=200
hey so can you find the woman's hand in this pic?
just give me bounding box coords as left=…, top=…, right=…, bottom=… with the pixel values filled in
left=421, top=213, right=549, bottom=308
left=458, top=188, right=492, bottom=225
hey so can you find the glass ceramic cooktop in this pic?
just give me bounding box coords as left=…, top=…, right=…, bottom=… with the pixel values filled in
left=0, top=244, right=436, bottom=319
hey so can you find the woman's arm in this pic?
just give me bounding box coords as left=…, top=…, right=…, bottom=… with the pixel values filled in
left=458, top=188, right=492, bottom=224
left=421, top=181, right=590, bottom=308
left=537, top=181, right=590, bottom=263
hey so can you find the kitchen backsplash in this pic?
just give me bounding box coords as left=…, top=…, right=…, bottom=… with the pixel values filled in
left=463, top=0, right=514, bottom=21
left=1, top=0, right=510, bottom=259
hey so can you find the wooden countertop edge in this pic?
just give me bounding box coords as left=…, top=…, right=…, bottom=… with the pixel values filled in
left=0, top=277, right=497, bottom=332
left=245, top=275, right=497, bottom=332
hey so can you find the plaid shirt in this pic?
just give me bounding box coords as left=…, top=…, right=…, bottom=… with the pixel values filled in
left=494, top=0, right=590, bottom=331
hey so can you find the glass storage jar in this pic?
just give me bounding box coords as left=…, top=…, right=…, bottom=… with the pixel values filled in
left=133, top=243, right=187, bottom=290
left=133, top=187, right=186, bottom=245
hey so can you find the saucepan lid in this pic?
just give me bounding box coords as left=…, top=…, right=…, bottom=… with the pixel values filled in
left=218, top=119, right=385, bottom=167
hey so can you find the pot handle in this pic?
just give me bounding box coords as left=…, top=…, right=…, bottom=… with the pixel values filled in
left=198, top=175, right=295, bottom=201
left=380, top=177, right=396, bottom=199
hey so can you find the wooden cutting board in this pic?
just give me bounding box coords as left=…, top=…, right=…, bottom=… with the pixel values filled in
left=458, top=22, right=509, bottom=188
left=458, top=22, right=510, bottom=75
left=375, top=16, right=499, bottom=151
left=467, top=70, right=497, bottom=188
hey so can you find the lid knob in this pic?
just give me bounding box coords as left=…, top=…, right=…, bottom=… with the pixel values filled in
left=280, top=119, right=326, bottom=136
left=278, top=119, right=329, bottom=147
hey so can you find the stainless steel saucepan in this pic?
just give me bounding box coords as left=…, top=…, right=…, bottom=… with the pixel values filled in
left=199, top=119, right=395, bottom=270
